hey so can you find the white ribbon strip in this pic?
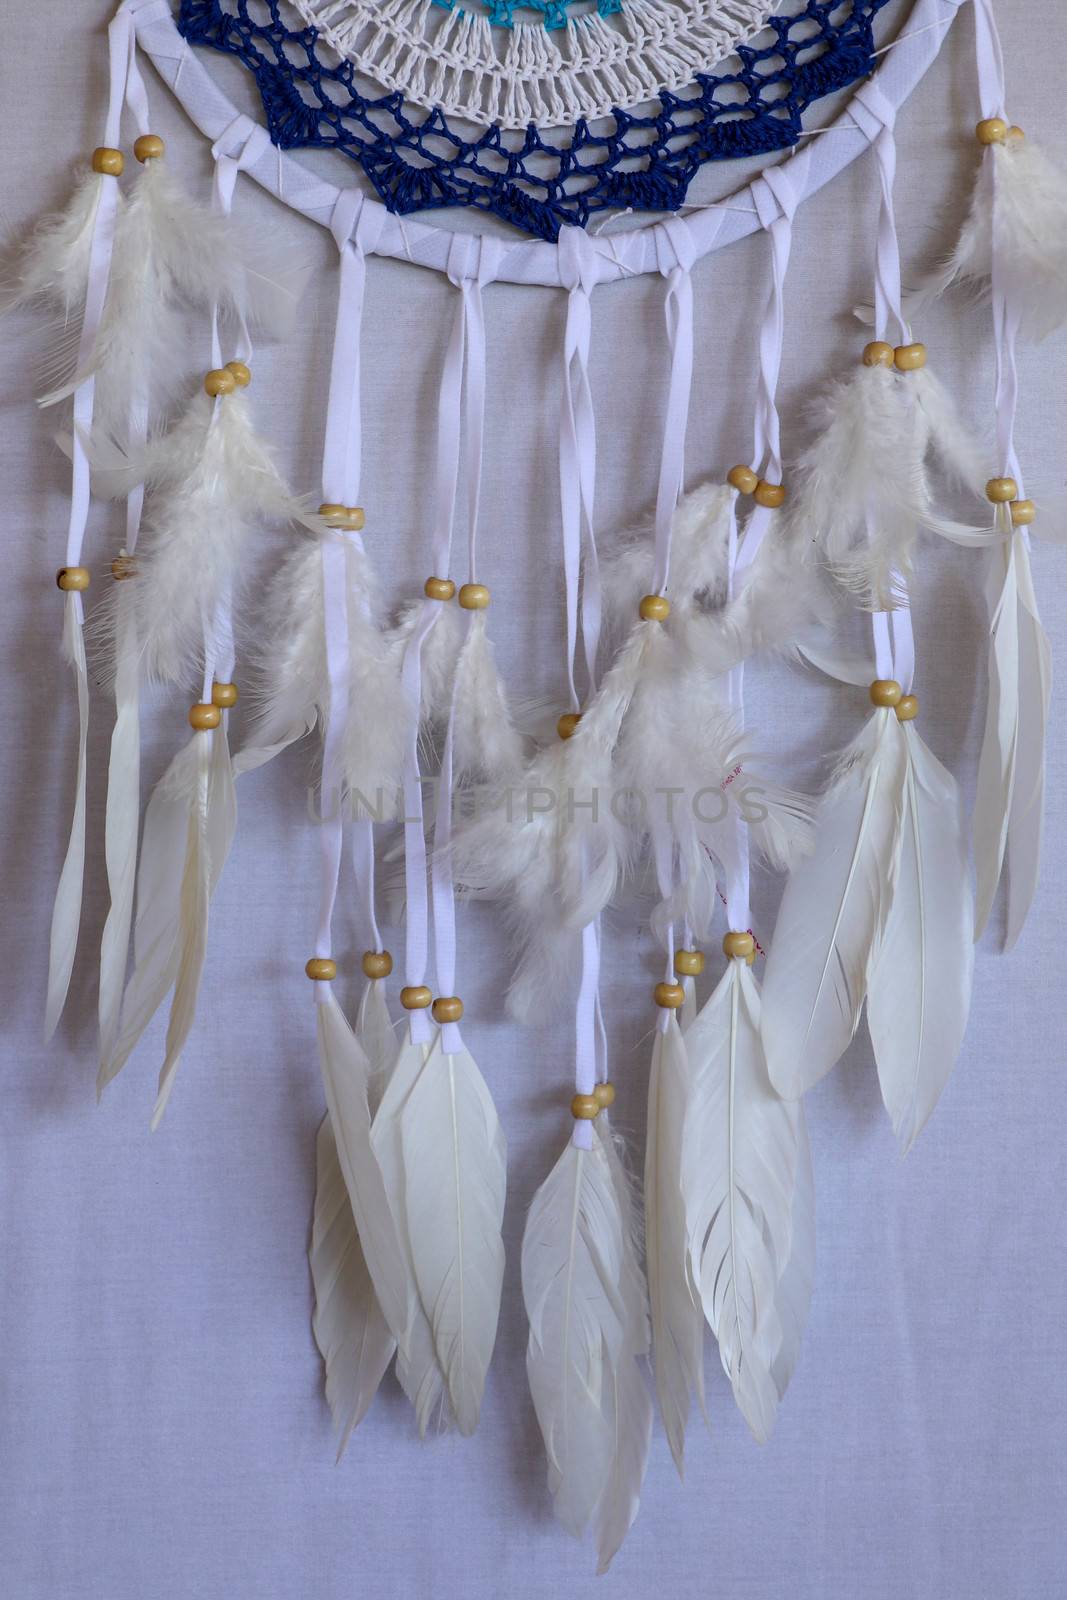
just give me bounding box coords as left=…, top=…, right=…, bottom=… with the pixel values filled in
left=650, top=218, right=700, bottom=596
left=557, top=227, right=604, bottom=711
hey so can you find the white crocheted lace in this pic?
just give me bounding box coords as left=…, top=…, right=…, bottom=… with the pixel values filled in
left=291, top=0, right=772, bottom=130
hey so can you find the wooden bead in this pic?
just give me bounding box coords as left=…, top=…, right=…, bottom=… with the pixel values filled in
left=56, top=566, right=90, bottom=592
left=362, top=950, right=393, bottom=980
left=862, top=341, right=895, bottom=368
left=305, top=957, right=337, bottom=981
left=727, top=465, right=759, bottom=495
left=571, top=1094, right=600, bottom=1120
left=722, top=930, right=756, bottom=961
left=317, top=503, right=365, bottom=531
left=134, top=134, right=165, bottom=163
left=654, top=981, right=685, bottom=1009
left=211, top=681, right=239, bottom=708
left=594, top=1081, right=616, bottom=1110
left=1008, top=126, right=1025, bottom=144
left=896, top=694, right=919, bottom=723
left=639, top=594, right=671, bottom=622
left=1010, top=499, right=1037, bottom=527
left=424, top=577, right=455, bottom=602
left=91, top=146, right=124, bottom=176
left=225, top=360, right=251, bottom=388
left=188, top=703, right=221, bottom=731
left=432, top=995, right=464, bottom=1024
left=674, top=948, right=705, bottom=977
left=754, top=480, right=786, bottom=509
left=893, top=343, right=927, bottom=372
left=400, top=984, right=432, bottom=1010
left=458, top=583, right=490, bottom=611
left=557, top=712, right=582, bottom=740
left=110, top=554, right=136, bottom=581
left=986, top=476, right=1018, bottom=503
left=204, top=368, right=236, bottom=398
left=869, top=678, right=903, bottom=708
left=976, top=117, right=1008, bottom=146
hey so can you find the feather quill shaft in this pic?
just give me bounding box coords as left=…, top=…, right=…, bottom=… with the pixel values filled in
left=97, top=591, right=141, bottom=1074
left=44, top=599, right=89, bottom=1042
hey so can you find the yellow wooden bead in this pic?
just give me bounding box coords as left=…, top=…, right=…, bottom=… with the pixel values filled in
left=1008, top=126, right=1025, bottom=144
left=976, top=117, right=1008, bottom=146
left=674, top=948, right=705, bottom=977
left=896, top=694, right=920, bottom=723
left=188, top=703, right=221, bottom=731
left=722, top=931, right=756, bottom=961
left=570, top=1093, right=600, bottom=1120
left=594, top=1081, right=616, bottom=1110
left=458, top=583, right=490, bottom=610
left=225, top=360, right=252, bottom=388
left=362, top=949, right=393, bottom=980
left=869, top=678, right=903, bottom=708
left=305, top=957, right=337, bottom=981
left=134, top=134, right=165, bottom=163
left=110, top=553, right=136, bottom=581
left=432, top=995, right=464, bottom=1024
left=56, top=566, right=90, bottom=592
left=1010, top=499, right=1037, bottom=526
left=318, top=503, right=365, bottom=531
left=754, top=480, right=786, bottom=509
left=862, top=341, right=895, bottom=368
left=211, top=681, right=239, bottom=708
left=400, top=984, right=432, bottom=1010
left=91, top=146, right=124, bottom=176
left=727, top=465, right=759, bottom=495
left=894, top=343, right=927, bottom=372
left=639, top=594, right=670, bottom=622
left=986, top=476, right=1018, bottom=504
left=557, top=712, right=582, bottom=740
left=204, top=368, right=236, bottom=398
left=654, top=981, right=685, bottom=1009
left=424, top=577, right=456, bottom=602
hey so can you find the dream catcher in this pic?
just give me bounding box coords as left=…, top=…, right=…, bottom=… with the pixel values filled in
left=14, top=0, right=1066, bottom=1571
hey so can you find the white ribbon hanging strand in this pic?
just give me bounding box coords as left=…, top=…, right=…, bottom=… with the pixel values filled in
left=650, top=218, right=701, bottom=596
left=400, top=233, right=489, bottom=1044
left=45, top=8, right=136, bottom=1043
left=314, top=189, right=385, bottom=991
left=724, top=167, right=798, bottom=936
left=430, top=237, right=501, bottom=1056
left=557, top=227, right=604, bottom=712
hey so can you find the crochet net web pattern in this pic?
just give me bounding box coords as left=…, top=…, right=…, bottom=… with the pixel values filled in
left=428, top=0, right=624, bottom=27
left=178, top=0, right=893, bottom=241
left=288, top=0, right=773, bottom=127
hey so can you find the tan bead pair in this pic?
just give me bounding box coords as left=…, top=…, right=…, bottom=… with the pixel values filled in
left=985, top=478, right=1036, bottom=525
left=319, top=504, right=365, bottom=531
left=91, top=134, right=165, bottom=178
left=188, top=682, right=240, bottom=729
left=727, top=465, right=787, bottom=507
left=976, top=119, right=1024, bottom=147
left=204, top=361, right=251, bottom=398
left=423, top=578, right=490, bottom=610
left=570, top=1082, right=616, bottom=1120
left=305, top=950, right=395, bottom=982
left=862, top=341, right=927, bottom=372
left=398, top=986, right=464, bottom=1024
left=869, top=680, right=919, bottom=722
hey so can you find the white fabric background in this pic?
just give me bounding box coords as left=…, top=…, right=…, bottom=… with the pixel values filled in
left=2, top=3, right=1066, bottom=1595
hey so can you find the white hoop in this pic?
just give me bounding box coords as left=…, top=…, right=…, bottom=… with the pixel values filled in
left=126, top=0, right=967, bottom=288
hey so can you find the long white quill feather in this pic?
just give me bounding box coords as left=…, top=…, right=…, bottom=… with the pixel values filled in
left=44, top=598, right=89, bottom=1042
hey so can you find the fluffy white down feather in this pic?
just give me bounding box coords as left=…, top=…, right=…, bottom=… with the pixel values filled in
left=398, top=1038, right=507, bottom=1436
left=451, top=614, right=525, bottom=785
left=761, top=711, right=909, bottom=1100
left=681, top=960, right=803, bottom=1442
left=522, top=1138, right=628, bottom=1540
left=866, top=727, right=975, bottom=1151
left=2, top=170, right=109, bottom=318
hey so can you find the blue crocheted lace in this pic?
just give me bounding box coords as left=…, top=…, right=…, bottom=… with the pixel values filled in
left=178, top=0, right=892, bottom=241
left=431, top=0, right=623, bottom=27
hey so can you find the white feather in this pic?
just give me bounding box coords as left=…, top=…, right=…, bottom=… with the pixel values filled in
left=370, top=1034, right=452, bottom=1434
left=681, top=960, right=803, bottom=1442
left=316, top=994, right=414, bottom=1356
left=97, top=587, right=141, bottom=1075
left=762, top=711, right=909, bottom=1099
left=355, top=978, right=400, bottom=1095
left=451, top=613, right=525, bottom=784
left=44, top=598, right=90, bottom=1043
left=644, top=1015, right=704, bottom=1477
left=974, top=528, right=1052, bottom=945
left=100, top=726, right=236, bottom=1099
left=310, top=1111, right=396, bottom=1458
left=2, top=171, right=110, bottom=318
left=397, top=1037, right=507, bottom=1435
left=593, top=1121, right=653, bottom=1574
left=867, top=728, right=975, bottom=1151
left=150, top=726, right=237, bottom=1129
left=522, top=1136, right=627, bottom=1538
